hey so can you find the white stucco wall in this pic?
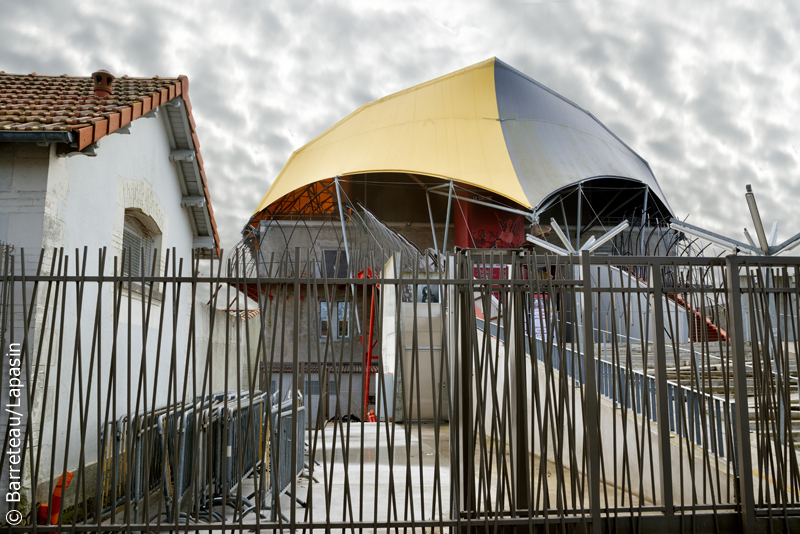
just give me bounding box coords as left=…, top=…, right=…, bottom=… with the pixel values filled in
left=46, top=115, right=198, bottom=487
left=59, top=112, right=193, bottom=261
left=0, top=143, right=53, bottom=275
left=0, top=110, right=211, bottom=507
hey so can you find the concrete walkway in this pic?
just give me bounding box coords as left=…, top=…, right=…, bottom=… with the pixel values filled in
left=289, top=422, right=451, bottom=528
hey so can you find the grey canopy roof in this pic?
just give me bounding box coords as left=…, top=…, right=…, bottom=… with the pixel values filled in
left=494, top=58, right=672, bottom=215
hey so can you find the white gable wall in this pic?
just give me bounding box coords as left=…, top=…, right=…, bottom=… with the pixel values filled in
left=0, top=110, right=209, bottom=508
left=49, top=114, right=197, bottom=493
left=59, top=111, right=193, bottom=264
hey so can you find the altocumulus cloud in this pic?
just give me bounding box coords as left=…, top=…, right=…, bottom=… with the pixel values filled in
left=1, top=0, right=797, bottom=250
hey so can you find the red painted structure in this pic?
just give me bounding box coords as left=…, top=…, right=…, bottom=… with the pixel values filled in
left=357, top=268, right=379, bottom=418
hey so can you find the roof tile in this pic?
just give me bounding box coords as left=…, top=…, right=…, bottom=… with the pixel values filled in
left=131, top=101, right=142, bottom=120
left=119, top=106, right=132, bottom=126
left=107, top=112, right=120, bottom=133
left=93, top=118, right=107, bottom=140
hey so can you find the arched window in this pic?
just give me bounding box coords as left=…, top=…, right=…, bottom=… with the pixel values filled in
left=122, top=212, right=155, bottom=276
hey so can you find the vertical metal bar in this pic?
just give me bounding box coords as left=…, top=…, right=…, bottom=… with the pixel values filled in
left=441, top=180, right=454, bottom=254
left=508, top=255, right=530, bottom=512
left=649, top=259, right=674, bottom=515
left=576, top=183, right=583, bottom=249
left=291, top=247, right=300, bottom=529
left=639, top=187, right=649, bottom=255
left=334, top=176, right=351, bottom=267
left=425, top=190, right=440, bottom=254
left=47, top=252, right=69, bottom=524
left=726, top=256, right=756, bottom=533
left=579, top=250, right=601, bottom=533
left=459, top=252, right=476, bottom=520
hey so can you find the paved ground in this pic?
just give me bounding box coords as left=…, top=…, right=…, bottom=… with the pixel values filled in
left=103, top=418, right=646, bottom=531
left=289, top=422, right=450, bottom=528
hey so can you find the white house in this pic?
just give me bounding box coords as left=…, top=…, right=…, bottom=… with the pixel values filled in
left=0, top=69, right=218, bottom=262
left=0, top=70, right=223, bottom=515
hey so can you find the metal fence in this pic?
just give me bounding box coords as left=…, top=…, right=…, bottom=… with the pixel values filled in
left=266, top=391, right=307, bottom=521
left=1, top=247, right=799, bottom=532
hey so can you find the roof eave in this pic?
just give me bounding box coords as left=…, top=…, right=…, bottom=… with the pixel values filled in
left=163, top=77, right=221, bottom=260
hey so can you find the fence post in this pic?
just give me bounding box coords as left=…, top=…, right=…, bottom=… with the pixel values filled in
left=290, top=246, right=301, bottom=527
left=649, top=260, right=674, bottom=515
left=453, top=252, right=476, bottom=521
left=580, top=251, right=601, bottom=534
left=725, top=256, right=755, bottom=534
left=508, top=254, right=530, bottom=512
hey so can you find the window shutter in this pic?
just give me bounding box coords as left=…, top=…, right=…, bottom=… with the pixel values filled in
left=122, top=214, right=153, bottom=276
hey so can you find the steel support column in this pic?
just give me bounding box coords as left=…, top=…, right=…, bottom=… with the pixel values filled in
left=425, top=190, right=440, bottom=254
left=576, top=183, right=583, bottom=249
left=333, top=176, right=350, bottom=268
left=639, top=187, right=649, bottom=255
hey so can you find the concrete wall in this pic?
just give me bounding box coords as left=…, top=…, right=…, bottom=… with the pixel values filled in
left=590, top=264, right=690, bottom=345
left=396, top=302, right=447, bottom=422
left=0, top=143, right=53, bottom=273
left=379, top=254, right=448, bottom=422
left=60, top=112, right=193, bottom=262
left=270, top=371, right=364, bottom=426
left=255, top=219, right=452, bottom=274
left=258, top=284, right=369, bottom=366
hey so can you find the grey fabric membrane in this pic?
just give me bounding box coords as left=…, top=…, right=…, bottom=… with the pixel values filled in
left=493, top=58, right=673, bottom=215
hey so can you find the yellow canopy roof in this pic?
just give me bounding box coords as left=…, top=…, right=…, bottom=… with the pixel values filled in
left=254, top=58, right=530, bottom=214
left=253, top=57, right=672, bottom=218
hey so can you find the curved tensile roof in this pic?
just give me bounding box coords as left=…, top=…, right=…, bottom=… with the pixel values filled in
left=252, top=57, right=671, bottom=218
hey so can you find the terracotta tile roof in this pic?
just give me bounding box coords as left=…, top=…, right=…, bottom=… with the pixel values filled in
left=0, top=71, right=220, bottom=258
left=0, top=72, right=179, bottom=149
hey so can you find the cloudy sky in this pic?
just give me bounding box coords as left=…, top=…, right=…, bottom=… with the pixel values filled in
left=2, top=0, right=798, bottom=252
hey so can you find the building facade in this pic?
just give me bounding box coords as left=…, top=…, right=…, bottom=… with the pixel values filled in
left=0, top=71, right=222, bottom=511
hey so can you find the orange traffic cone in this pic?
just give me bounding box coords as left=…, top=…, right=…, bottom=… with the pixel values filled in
left=37, top=472, right=74, bottom=525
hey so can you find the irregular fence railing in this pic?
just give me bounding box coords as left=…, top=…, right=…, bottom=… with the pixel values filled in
left=479, top=316, right=737, bottom=464
left=265, top=392, right=307, bottom=521
left=0, top=247, right=798, bottom=533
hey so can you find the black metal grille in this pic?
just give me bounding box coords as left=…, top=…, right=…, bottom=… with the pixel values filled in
left=0, top=248, right=798, bottom=532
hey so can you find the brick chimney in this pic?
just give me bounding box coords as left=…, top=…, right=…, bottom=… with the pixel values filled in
left=92, top=69, right=115, bottom=98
